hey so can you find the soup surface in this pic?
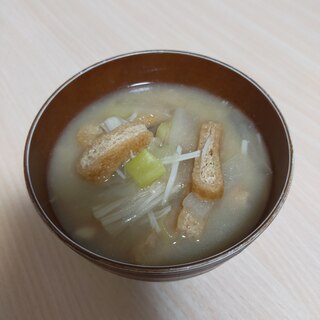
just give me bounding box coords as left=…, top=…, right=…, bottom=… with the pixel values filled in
left=48, top=84, right=272, bottom=266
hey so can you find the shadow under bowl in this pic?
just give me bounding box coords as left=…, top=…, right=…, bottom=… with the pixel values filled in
left=24, top=50, right=293, bottom=281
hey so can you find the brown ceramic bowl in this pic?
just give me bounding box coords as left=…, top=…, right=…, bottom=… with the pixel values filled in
left=24, top=50, right=293, bottom=281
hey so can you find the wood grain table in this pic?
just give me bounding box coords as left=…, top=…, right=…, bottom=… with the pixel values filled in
left=1, top=1, right=319, bottom=319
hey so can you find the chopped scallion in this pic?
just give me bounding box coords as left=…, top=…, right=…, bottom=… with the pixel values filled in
left=125, top=150, right=166, bottom=187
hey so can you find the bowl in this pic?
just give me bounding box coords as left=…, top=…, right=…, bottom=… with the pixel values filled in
left=24, top=50, right=293, bottom=281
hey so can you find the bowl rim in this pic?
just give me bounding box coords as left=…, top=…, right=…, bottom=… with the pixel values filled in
left=24, top=49, right=294, bottom=274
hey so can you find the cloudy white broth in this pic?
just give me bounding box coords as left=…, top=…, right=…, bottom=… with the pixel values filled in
left=48, top=84, right=272, bottom=266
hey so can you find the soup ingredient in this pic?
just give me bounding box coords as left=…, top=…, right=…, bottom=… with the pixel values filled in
left=93, top=180, right=181, bottom=236
left=192, top=121, right=224, bottom=200
left=162, top=145, right=182, bottom=204
left=77, top=124, right=104, bottom=148
left=135, top=112, right=170, bottom=128
left=146, top=206, right=173, bottom=235
left=161, top=150, right=200, bottom=165
left=101, top=116, right=127, bottom=132
left=147, top=137, right=175, bottom=159
left=156, top=121, right=171, bottom=143
left=125, top=149, right=166, bottom=187
left=78, top=122, right=153, bottom=181
left=168, top=108, right=199, bottom=152
left=177, top=192, right=215, bottom=238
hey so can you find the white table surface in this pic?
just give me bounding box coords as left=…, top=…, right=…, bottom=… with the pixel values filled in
left=1, top=1, right=319, bottom=319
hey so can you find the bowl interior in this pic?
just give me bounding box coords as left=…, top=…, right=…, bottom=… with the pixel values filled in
left=25, top=51, right=292, bottom=278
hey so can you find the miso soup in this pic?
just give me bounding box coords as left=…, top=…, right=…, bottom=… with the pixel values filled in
left=48, top=84, right=272, bottom=266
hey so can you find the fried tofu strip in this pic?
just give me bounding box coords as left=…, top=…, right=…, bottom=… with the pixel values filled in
left=192, top=121, right=224, bottom=200
left=134, top=113, right=170, bottom=128
left=76, top=113, right=169, bottom=148
left=78, top=122, right=153, bottom=182
left=176, top=192, right=214, bottom=238
left=177, top=122, right=223, bottom=238
left=77, top=124, right=104, bottom=148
